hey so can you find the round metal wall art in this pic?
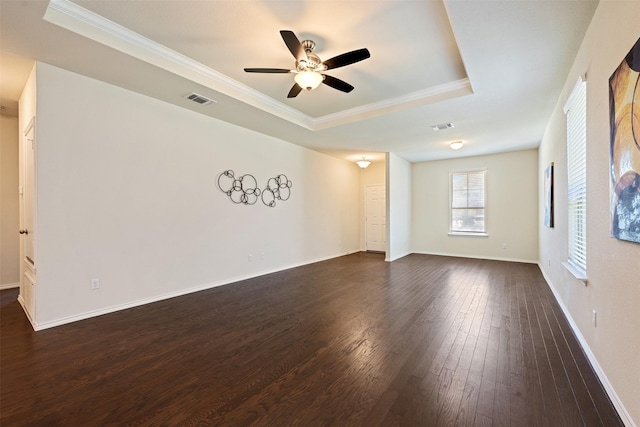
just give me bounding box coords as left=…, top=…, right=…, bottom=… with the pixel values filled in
left=261, top=174, right=292, bottom=207
left=217, top=170, right=261, bottom=205
left=217, top=170, right=292, bottom=207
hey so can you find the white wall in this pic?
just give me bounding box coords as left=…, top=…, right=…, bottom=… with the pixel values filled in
left=386, top=153, right=411, bottom=261
left=1, top=114, right=20, bottom=288
left=539, top=1, right=640, bottom=424
left=412, top=149, right=538, bottom=263
left=29, top=62, right=361, bottom=328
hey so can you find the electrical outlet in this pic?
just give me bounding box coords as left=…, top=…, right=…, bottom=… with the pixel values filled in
left=90, top=278, right=100, bottom=290
left=592, top=310, right=597, bottom=327
left=502, top=243, right=508, bottom=250
left=248, top=254, right=252, bottom=262
left=260, top=252, right=265, bottom=261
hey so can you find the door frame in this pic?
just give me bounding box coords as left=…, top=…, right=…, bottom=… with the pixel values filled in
left=19, top=116, right=37, bottom=323
left=364, top=184, right=386, bottom=253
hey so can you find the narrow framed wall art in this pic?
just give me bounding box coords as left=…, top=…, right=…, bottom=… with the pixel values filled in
left=544, top=162, right=554, bottom=228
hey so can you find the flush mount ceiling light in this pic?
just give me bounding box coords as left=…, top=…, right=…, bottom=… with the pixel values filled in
left=356, top=157, right=371, bottom=168
left=432, top=122, right=454, bottom=131
left=450, top=140, right=464, bottom=150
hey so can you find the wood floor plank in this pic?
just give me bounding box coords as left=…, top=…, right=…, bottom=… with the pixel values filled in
left=0, top=253, right=624, bottom=426
left=538, top=287, right=603, bottom=425
left=543, top=289, right=624, bottom=426
left=455, top=295, right=493, bottom=427
left=450, top=277, right=490, bottom=426
left=516, top=276, right=548, bottom=427
left=526, top=277, right=567, bottom=426
left=531, top=279, right=585, bottom=426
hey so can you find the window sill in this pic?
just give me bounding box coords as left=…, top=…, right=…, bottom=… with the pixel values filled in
left=562, top=261, right=587, bottom=285
left=448, top=232, right=489, bottom=237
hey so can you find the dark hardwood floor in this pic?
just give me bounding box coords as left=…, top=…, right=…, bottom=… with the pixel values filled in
left=1, top=253, right=623, bottom=426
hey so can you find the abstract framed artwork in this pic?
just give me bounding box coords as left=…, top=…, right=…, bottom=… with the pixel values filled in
left=609, top=37, right=640, bottom=243
left=544, top=162, right=554, bottom=228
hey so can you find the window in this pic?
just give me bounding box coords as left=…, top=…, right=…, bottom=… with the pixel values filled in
left=564, top=77, right=587, bottom=280
left=450, top=170, right=486, bottom=234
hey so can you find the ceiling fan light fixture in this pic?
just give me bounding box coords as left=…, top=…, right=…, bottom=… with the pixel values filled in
left=450, top=140, right=464, bottom=150
left=356, top=157, right=371, bottom=168
left=294, top=71, right=323, bottom=91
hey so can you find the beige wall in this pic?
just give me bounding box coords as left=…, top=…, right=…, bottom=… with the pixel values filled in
left=360, top=161, right=386, bottom=187
left=1, top=114, right=20, bottom=288
left=412, top=149, right=539, bottom=263
left=538, top=1, right=640, bottom=424
left=28, top=62, right=361, bottom=328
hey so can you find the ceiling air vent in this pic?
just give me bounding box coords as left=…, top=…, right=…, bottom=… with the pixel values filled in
left=431, top=122, right=454, bottom=131
left=185, top=92, right=216, bottom=106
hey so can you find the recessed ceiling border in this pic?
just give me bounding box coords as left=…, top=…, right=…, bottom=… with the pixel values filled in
left=44, top=0, right=315, bottom=129
left=314, top=78, right=472, bottom=130
left=44, top=0, right=473, bottom=132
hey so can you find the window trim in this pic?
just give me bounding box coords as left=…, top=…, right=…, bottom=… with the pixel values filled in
left=563, top=75, right=587, bottom=282
left=449, top=169, right=488, bottom=236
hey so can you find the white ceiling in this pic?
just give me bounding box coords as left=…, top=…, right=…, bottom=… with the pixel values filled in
left=0, top=0, right=598, bottom=164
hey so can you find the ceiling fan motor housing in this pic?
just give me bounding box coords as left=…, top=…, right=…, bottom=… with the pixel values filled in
left=301, top=39, right=316, bottom=52
left=297, top=42, right=324, bottom=72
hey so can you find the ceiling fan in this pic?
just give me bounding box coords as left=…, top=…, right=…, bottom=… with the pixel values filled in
left=244, top=30, right=371, bottom=98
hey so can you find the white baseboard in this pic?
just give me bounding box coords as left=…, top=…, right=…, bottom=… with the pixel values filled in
left=385, top=251, right=411, bottom=262
left=412, top=250, right=538, bottom=264
left=537, top=263, right=635, bottom=427
left=0, top=282, right=20, bottom=290
left=32, top=250, right=359, bottom=331
left=16, top=294, right=36, bottom=327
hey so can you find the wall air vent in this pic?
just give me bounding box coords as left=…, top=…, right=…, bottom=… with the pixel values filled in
left=185, top=92, right=217, bottom=106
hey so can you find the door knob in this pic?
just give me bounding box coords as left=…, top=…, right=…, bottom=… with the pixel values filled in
left=19, top=229, right=29, bottom=235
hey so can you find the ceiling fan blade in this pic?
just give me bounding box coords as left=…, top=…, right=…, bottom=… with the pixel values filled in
left=287, top=83, right=303, bottom=98
left=244, top=68, right=291, bottom=73
left=322, top=74, right=354, bottom=93
left=323, top=48, right=370, bottom=70
left=280, top=30, right=307, bottom=63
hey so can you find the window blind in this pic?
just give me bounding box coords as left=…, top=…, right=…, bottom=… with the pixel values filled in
left=565, top=78, right=587, bottom=276
left=450, top=170, right=486, bottom=233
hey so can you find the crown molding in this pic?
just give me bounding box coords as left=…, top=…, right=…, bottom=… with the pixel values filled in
left=44, top=0, right=314, bottom=130
left=43, top=0, right=472, bottom=133
left=313, top=78, right=473, bottom=130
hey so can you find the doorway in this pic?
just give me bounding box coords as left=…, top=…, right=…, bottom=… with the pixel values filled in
left=20, top=117, right=36, bottom=320
left=365, top=185, right=386, bottom=252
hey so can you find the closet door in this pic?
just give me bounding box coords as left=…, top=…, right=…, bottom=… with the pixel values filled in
left=20, top=117, right=36, bottom=319
left=365, top=185, right=386, bottom=252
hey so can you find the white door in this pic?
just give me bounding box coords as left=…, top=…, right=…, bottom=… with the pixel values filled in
left=22, top=121, right=35, bottom=264
left=365, top=185, right=386, bottom=252
left=20, top=118, right=36, bottom=319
